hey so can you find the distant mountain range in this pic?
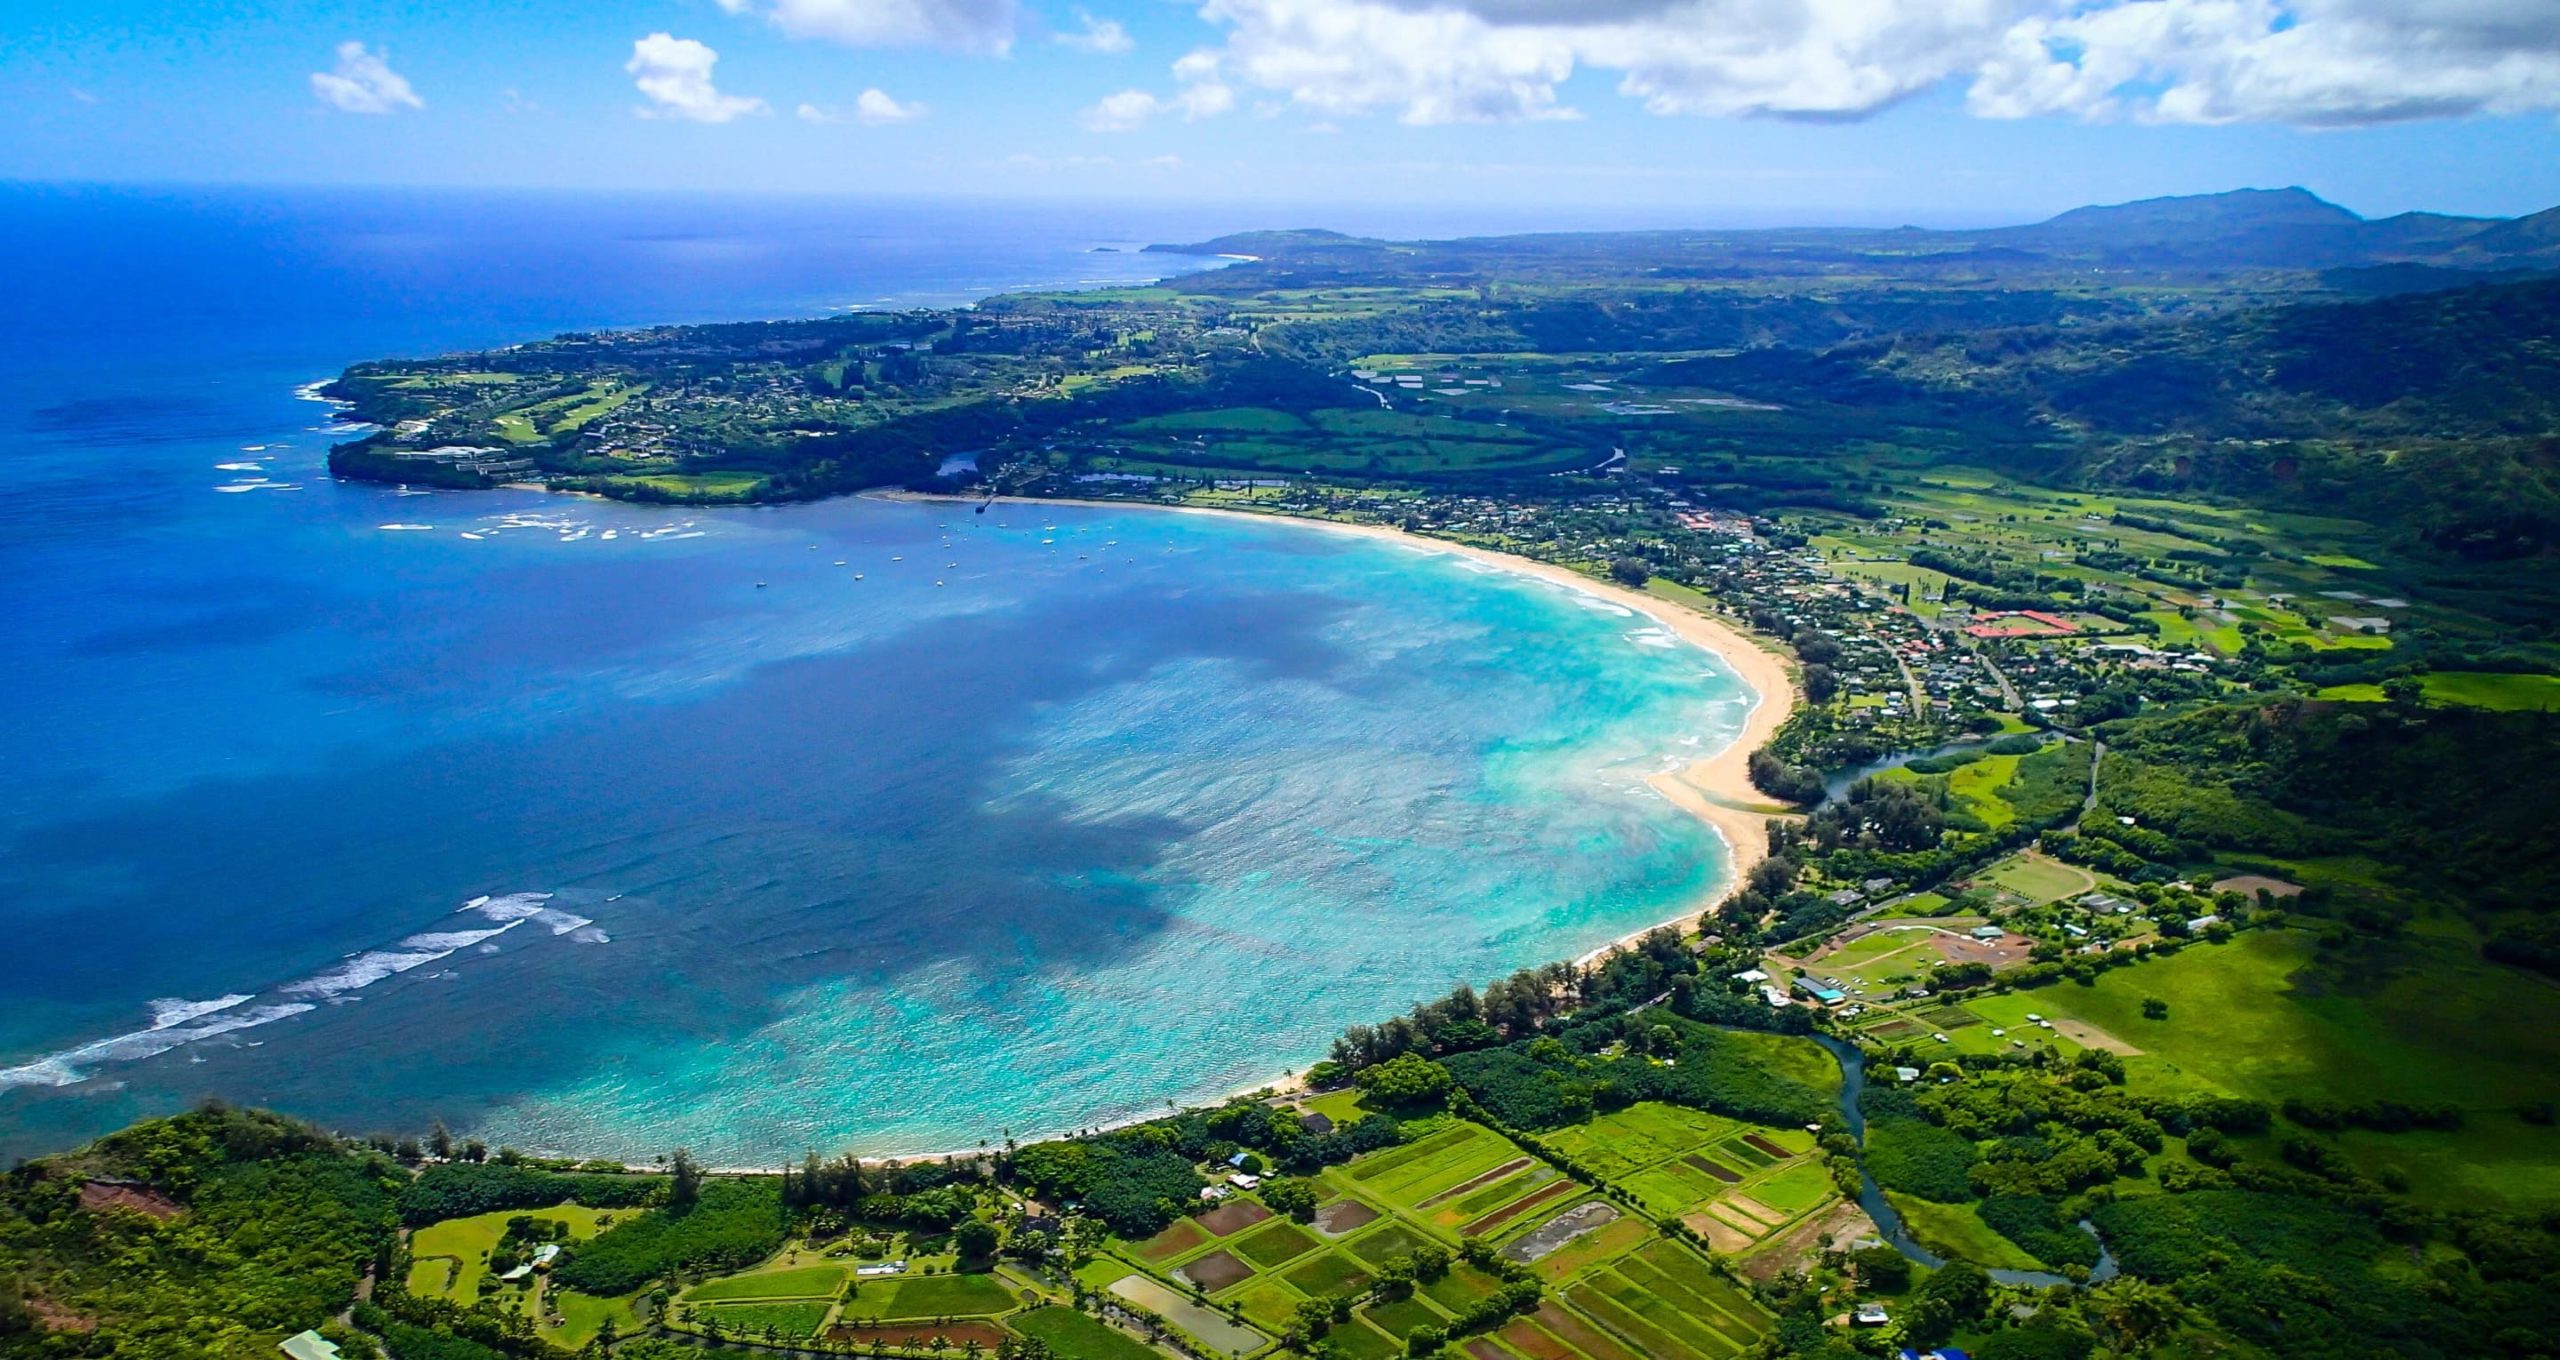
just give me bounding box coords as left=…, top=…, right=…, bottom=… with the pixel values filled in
left=1152, top=188, right=2560, bottom=281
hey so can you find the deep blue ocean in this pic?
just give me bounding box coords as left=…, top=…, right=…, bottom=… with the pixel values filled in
left=0, top=185, right=1750, bottom=1162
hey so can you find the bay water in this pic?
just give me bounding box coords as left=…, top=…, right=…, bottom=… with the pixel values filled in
left=0, top=186, right=1750, bottom=1162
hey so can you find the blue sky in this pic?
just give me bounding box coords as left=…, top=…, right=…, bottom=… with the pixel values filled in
left=6, top=0, right=2557, bottom=226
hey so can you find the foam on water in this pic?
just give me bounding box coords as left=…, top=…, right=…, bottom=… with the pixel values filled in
left=1, top=893, right=605, bottom=1092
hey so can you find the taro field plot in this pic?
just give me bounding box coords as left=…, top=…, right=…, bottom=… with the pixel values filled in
left=1538, top=1103, right=1828, bottom=1256
left=1083, top=1116, right=1774, bottom=1358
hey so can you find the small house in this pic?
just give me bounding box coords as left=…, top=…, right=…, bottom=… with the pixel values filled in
left=1969, top=925, right=2003, bottom=942
left=281, top=1334, right=341, bottom=1360
left=1297, top=1112, right=1335, bottom=1135
left=1854, top=1302, right=1890, bottom=1325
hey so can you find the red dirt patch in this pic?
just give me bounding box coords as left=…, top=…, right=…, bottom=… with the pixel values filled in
left=1461, top=1179, right=1578, bottom=1238
left=1464, top=1341, right=1511, bottom=1360
left=1683, top=1153, right=1742, bottom=1183
left=1740, top=1134, right=1791, bottom=1160
left=1175, top=1250, right=1254, bottom=1292
left=828, top=1321, right=1008, bottom=1349
left=26, top=1298, right=98, bottom=1334
left=1497, top=1319, right=1573, bottom=1360
left=79, top=1181, right=182, bottom=1221
left=1532, top=1303, right=1642, bottom=1360
left=2212, top=874, right=2302, bottom=898
left=1135, top=1218, right=1208, bottom=1263
left=1314, top=1199, right=1380, bottom=1235
left=1196, top=1200, right=1273, bottom=1236
left=1417, top=1157, right=1532, bottom=1208
left=1929, top=931, right=2029, bottom=969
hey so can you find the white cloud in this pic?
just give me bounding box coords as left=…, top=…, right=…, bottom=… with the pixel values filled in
left=1080, top=70, right=1235, bottom=130
left=1057, top=7, right=1136, bottom=52
left=309, top=41, right=424, bottom=115
left=857, top=87, right=929, bottom=122
left=1080, top=88, right=1165, bottom=130
left=1969, top=0, right=2560, bottom=126
left=1167, top=0, right=2560, bottom=127
left=1079, top=48, right=1237, bottom=129
left=626, top=33, right=769, bottom=123
left=727, top=0, right=1020, bottom=54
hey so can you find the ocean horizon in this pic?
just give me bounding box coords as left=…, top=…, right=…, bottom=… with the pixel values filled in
left=0, top=185, right=1750, bottom=1163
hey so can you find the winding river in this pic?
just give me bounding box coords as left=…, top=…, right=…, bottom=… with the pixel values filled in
left=1813, top=1035, right=2118, bottom=1287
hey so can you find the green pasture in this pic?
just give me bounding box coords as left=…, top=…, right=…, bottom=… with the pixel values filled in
left=2318, top=670, right=2560, bottom=712
left=1884, top=1195, right=2044, bottom=1273
left=2036, top=930, right=2555, bottom=1103
left=407, top=1203, right=621, bottom=1304
left=597, top=472, right=768, bottom=499
left=1008, top=1305, right=1162, bottom=1360
left=848, top=1271, right=1016, bottom=1319
left=1946, top=753, right=2025, bottom=827
left=1981, top=852, right=2096, bottom=905
left=684, top=1264, right=845, bottom=1302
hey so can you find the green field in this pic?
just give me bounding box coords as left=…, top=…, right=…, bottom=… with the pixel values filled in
left=846, top=1271, right=1017, bottom=1320
left=701, top=1299, right=831, bottom=1337
left=1884, top=1195, right=2044, bottom=1272
left=684, top=1264, right=846, bottom=1301
left=407, top=1204, right=622, bottom=1304
left=1008, top=1305, right=1163, bottom=1360
left=1981, top=851, right=2097, bottom=904
left=2318, top=670, right=2560, bottom=712
left=2018, top=928, right=2560, bottom=1203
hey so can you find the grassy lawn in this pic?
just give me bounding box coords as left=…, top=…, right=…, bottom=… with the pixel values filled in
left=685, top=1264, right=846, bottom=1301
left=1946, top=753, right=2024, bottom=827
left=1982, top=851, right=2097, bottom=905
left=408, top=1203, right=624, bottom=1304
left=1885, top=1195, right=2045, bottom=1272
left=600, top=472, right=769, bottom=499
left=1008, top=1305, right=1162, bottom=1360
left=849, top=1271, right=1017, bottom=1320
left=542, top=1284, right=646, bottom=1349
left=2014, top=927, right=2560, bottom=1206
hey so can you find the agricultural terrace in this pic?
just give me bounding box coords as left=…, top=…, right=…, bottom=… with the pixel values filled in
left=1081, top=1116, right=1780, bottom=1360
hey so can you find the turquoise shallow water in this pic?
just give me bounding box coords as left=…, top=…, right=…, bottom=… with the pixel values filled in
left=0, top=187, right=1750, bottom=1162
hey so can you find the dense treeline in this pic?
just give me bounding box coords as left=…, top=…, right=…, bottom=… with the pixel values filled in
left=2095, top=698, right=2560, bottom=917
left=549, top=1179, right=786, bottom=1297
left=396, top=1163, right=661, bottom=1226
